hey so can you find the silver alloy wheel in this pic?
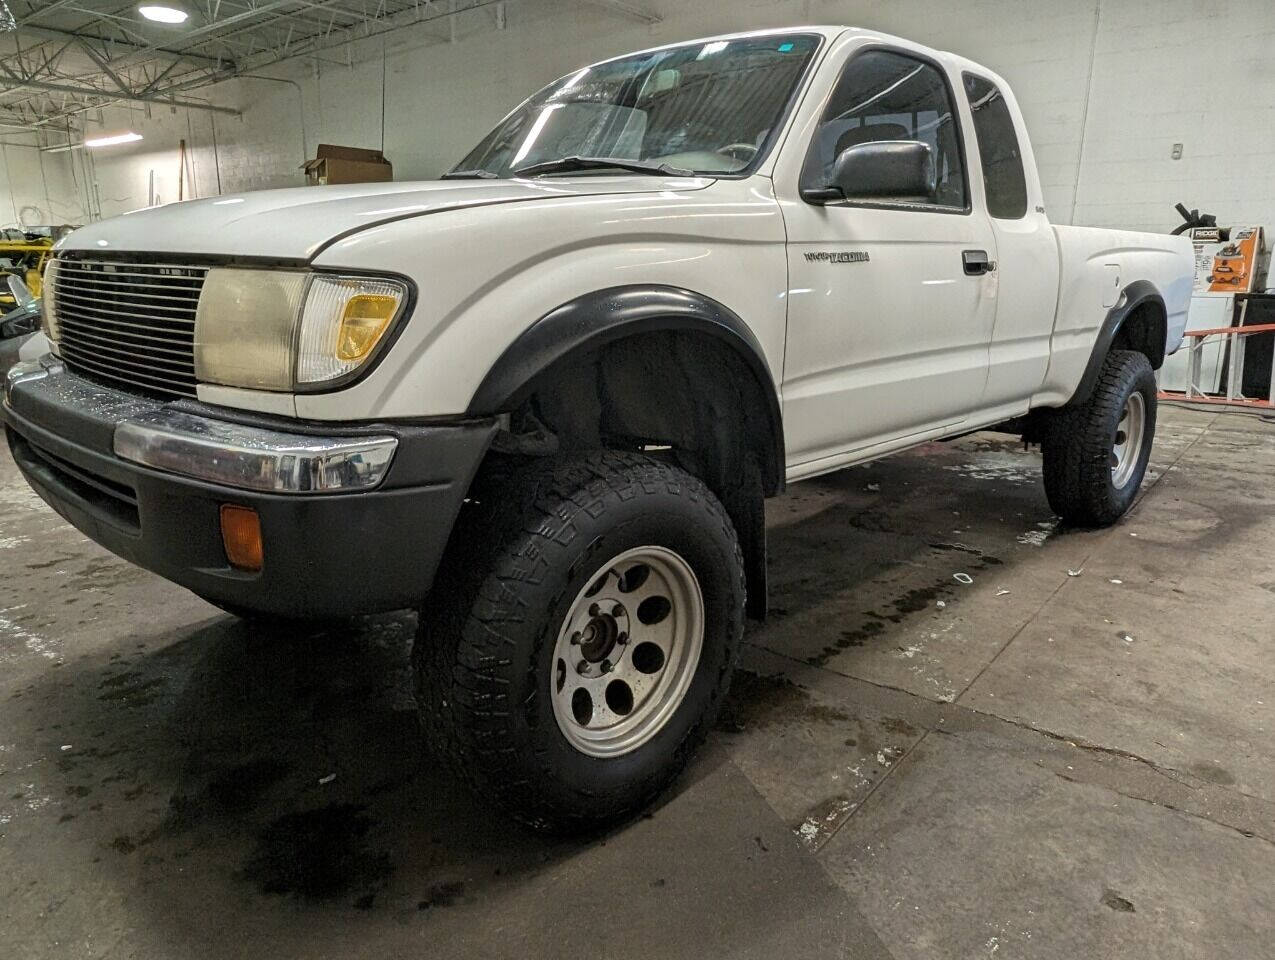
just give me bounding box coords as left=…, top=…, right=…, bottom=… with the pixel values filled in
left=1111, top=391, right=1146, bottom=490
left=550, top=545, right=704, bottom=758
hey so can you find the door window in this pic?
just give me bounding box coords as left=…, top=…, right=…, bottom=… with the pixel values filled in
left=962, top=73, right=1028, bottom=219
left=802, top=49, right=968, bottom=210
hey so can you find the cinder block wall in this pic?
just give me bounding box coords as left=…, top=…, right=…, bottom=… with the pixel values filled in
left=5, top=0, right=1271, bottom=234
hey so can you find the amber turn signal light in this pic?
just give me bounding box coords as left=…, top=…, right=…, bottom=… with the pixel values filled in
left=220, top=504, right=264, bottom=572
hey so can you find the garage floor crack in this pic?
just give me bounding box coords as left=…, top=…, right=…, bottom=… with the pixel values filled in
left=1049, top=769, right=1275, bottom=847
left=958, top=708, right=1202, bottom=791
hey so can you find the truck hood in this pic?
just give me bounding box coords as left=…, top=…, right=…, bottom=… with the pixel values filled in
left=59, top=176, right=714, bottom=261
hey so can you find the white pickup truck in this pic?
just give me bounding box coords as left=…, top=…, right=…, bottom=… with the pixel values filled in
left=4, top=26, right=1192, bottom=829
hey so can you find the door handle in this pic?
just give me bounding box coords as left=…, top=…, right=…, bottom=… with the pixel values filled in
left=962, top=249, right=996, bottom=276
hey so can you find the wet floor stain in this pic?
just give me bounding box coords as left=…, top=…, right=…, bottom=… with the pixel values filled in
left=717, top=671, right=851, bottom=732
left=97, top=671, right=166, bottom=706
left=880, top=717, right=919, bottom=737
left=804, top=542, right=1005, bottom=667
left=417, top=880, right=468, bottom=910
left=241, top=803, right=392, bottom=900
left=833, top=616, right=887, bottom=649
left=205, top=758, right=294, bottom=811
left=1187, top=762, right=1236, bottom=786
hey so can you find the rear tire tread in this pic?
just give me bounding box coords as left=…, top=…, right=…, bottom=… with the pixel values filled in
left=1042, top=349, right=1156, bottom=526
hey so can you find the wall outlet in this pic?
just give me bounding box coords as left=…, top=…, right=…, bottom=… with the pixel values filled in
left=1171, top=143, right=1183, bottom=160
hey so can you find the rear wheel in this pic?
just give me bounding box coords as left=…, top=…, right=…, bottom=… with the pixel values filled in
left=415, top=451, right=745, bottom=831
left=1042, top=349, right=1157, bottom=526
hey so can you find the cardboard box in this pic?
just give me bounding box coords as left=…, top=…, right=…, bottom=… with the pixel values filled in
left=1161, top=225, right=1268, bottom=393
left=301, top=144, right=393, bottom=186
left=1188, top=225, right=1266, bottom=297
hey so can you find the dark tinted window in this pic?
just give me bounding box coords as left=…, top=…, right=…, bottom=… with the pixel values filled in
left=803, top=49, right=966, bottom=209
left=963, top=73, right=1028, bottom=219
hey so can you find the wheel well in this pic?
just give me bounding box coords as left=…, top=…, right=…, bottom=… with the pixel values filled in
left=483, top=328, right=780, bottom=618
left=1111, top=299, right=1167, bottom=369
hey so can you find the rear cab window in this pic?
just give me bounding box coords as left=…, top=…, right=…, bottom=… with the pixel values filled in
left=962, top=73, right=1028, bottom=219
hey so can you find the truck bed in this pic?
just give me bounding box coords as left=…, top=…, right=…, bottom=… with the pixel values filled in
left=1036, top=225, right=1194, bottom=408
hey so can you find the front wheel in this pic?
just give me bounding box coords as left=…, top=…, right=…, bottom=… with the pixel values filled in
left=415, top=452, right=746, bottom=831
left=1042, top=349, right=1157, bottom=526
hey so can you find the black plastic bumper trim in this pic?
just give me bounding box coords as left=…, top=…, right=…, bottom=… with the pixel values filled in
left=2, top=369, right=496, bottom=618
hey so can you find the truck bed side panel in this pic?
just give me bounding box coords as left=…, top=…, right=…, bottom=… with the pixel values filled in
left=1032, top=225, right=1193, bottom=408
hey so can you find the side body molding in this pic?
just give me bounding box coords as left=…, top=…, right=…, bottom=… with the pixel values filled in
left=1067, top=279, right=1167, bottom=408
left=465, top=284, right=786, bottom=496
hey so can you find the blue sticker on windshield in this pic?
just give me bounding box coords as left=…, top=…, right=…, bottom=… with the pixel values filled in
left=778, top=42, right=794, bottom=52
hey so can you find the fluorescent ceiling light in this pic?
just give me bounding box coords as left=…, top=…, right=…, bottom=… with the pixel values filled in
left=138, top=5, right=188, bottom=23
left=85, top=131, right=144, bottom=148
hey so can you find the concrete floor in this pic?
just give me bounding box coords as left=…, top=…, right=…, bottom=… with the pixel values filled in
left=3, top=404, right=1273, bottom=959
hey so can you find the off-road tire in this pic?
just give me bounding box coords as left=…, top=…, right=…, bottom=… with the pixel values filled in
left=414, top=451, right=746, bottom=832
left=1042, top=349, right=1157, bottom=526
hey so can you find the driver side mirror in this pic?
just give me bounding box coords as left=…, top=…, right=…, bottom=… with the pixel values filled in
left=802, top=140, right=937, bottom=205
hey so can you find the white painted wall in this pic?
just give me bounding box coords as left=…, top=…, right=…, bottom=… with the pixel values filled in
left=8, top=0, right=1274, bottom=233
left=0, top=143, right=83, bottom=230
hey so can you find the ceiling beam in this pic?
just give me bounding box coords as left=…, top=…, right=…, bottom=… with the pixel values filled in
left=74, top=36, right=134, bottom=95
left=11, top=23, right=236, bottom=68
left=234, top=0, right=511, bottom=71
left=102, top=0, right=303, bottom=72
left=16, top=0, right=86, bottom=25
left=0, top=74, right=242, bottom=115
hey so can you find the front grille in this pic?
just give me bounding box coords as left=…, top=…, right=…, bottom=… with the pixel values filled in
left=51, top=257, right=206, bottom=399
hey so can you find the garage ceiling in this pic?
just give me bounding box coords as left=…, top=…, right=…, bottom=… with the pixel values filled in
left=0, top=0, right=661, bottom=132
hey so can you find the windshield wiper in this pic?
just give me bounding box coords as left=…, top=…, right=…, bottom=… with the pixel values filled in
left=440, top=168, right=499, bottom=179
left=511, top=156, right=694, bottom=178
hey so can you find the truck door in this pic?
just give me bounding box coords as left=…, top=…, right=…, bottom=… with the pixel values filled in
left=778, top=47, right=997, bottom=470
left=961, top=71, right=1059, bottom=410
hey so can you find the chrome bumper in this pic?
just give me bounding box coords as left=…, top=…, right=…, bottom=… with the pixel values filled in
left=6, top=356, right=397, bottom=494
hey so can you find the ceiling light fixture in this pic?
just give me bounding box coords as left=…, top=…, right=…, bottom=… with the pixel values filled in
left=85, top=131, right=144, bottom=148
left=138, top=5, right=188, bottom=24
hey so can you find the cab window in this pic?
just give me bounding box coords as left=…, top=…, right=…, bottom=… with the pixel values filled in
left=963, top=73, right=1028, bottom=219
left=803, top=49, right=968, bottom=210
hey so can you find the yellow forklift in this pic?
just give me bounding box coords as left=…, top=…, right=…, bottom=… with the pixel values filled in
left=0, top=229, right=62, bottom=309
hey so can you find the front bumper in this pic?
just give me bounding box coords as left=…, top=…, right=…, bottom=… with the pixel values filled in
left=2, top=359, right=496, bottom=618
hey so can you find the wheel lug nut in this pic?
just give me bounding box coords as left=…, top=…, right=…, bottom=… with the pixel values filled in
left=601, top=659, right=611, bottom=673
left=588, top=603, right=600, bottom=617
left=612, top=604, right=623, bottom=618
left=617, top=632, right=627, bottom=644
left=571, top=631, right=581, bottom=645
left=577, top=659, right=589, bottom=674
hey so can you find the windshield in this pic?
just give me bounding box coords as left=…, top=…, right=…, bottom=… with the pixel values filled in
left=453, top=33, right=820, bottom=178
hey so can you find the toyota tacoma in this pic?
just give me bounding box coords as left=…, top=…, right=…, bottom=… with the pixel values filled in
left=2, top=27, right=1193, bottom=829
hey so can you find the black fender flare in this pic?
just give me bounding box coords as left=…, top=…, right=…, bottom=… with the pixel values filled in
left=465, top=284, right=786, bottom=496
left=1067, top=279, right=1167, bottom=407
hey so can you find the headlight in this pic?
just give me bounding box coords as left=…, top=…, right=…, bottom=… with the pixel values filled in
left=194, top=269, right=408, bottom=391
left=40, top=258, right=61, bottom=342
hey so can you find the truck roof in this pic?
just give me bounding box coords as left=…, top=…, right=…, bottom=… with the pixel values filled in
left=582, top=26, right=1001, bottom=89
